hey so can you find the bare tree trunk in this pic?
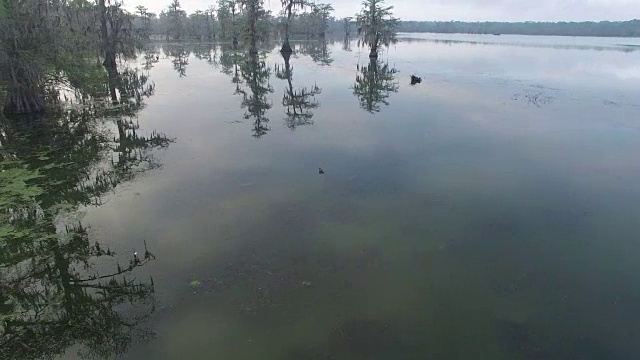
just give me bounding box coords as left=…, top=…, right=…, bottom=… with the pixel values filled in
left=370, top=31, right=379, bottom=57
left=232, top=10, right=238, bottom=46
left=108, top=70, right=119, bottom=104
left=207, top=13, right=213, bottom=40
left=249, top=3, right=258, bottom=54
left=281, top=8, right=293, bottom=54
left=369, top=42, right=378, bottom=58
left=369, top=3, right=379, bottom=58
left=99, top=0, right=117, bottom=72
left=321, top=14, right=327, bottom=38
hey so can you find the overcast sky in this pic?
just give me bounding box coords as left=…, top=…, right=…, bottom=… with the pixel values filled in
left=125, top=0, right=640, bottom=22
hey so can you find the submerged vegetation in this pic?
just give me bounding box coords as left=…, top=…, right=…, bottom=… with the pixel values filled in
left=3, top=1, right=639, bottom=359
left=0, top=68, right=173, bottom=358
left=0, top=66, right=173, bottom=359
left=0, top=1, right=173, bottom=357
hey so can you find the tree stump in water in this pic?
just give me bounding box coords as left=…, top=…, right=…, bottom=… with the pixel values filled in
left=280, top=42, right=293, bottom=54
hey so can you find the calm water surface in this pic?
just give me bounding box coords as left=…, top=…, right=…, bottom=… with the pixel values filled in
left=39, top=33, right=640, bottom=359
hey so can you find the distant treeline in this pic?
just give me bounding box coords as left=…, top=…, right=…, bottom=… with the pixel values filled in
left=399, top=20, right=640, bottom=37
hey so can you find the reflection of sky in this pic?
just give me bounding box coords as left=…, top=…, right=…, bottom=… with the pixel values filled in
left=78, top=36, right=640, bottom=359
left=398, top=33, right=640, bottom=48
left=390, top=34, right=640, bottom=102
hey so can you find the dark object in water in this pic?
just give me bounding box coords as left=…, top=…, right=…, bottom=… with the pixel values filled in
left=493, top=33, right=501, bottom=36
left=410, top=75, right=422, bottom=85
left=319, top=168, right=325, bottom=175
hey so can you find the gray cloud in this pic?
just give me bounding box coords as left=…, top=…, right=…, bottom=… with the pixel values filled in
left=126, top=0, right=640, bottom=22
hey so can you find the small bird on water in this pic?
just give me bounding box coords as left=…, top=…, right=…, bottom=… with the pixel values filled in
left=319, top=168, right=325, bottom=175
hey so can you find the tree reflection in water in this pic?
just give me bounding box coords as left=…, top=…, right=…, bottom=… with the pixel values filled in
left=296, top=39, right=334, bottom=66
left=163, top=44, right=190, bottom=77
left=275, top=52, right=322, bottom=130
left=141, top=44, right=161, bottom=71
left=0, top=67, right=172, bottom=360
left=237, top=50, right=274, bottom=138
left=352, top=58, right=399, bottom=113
left=342, top=36, right=352, bottom=52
